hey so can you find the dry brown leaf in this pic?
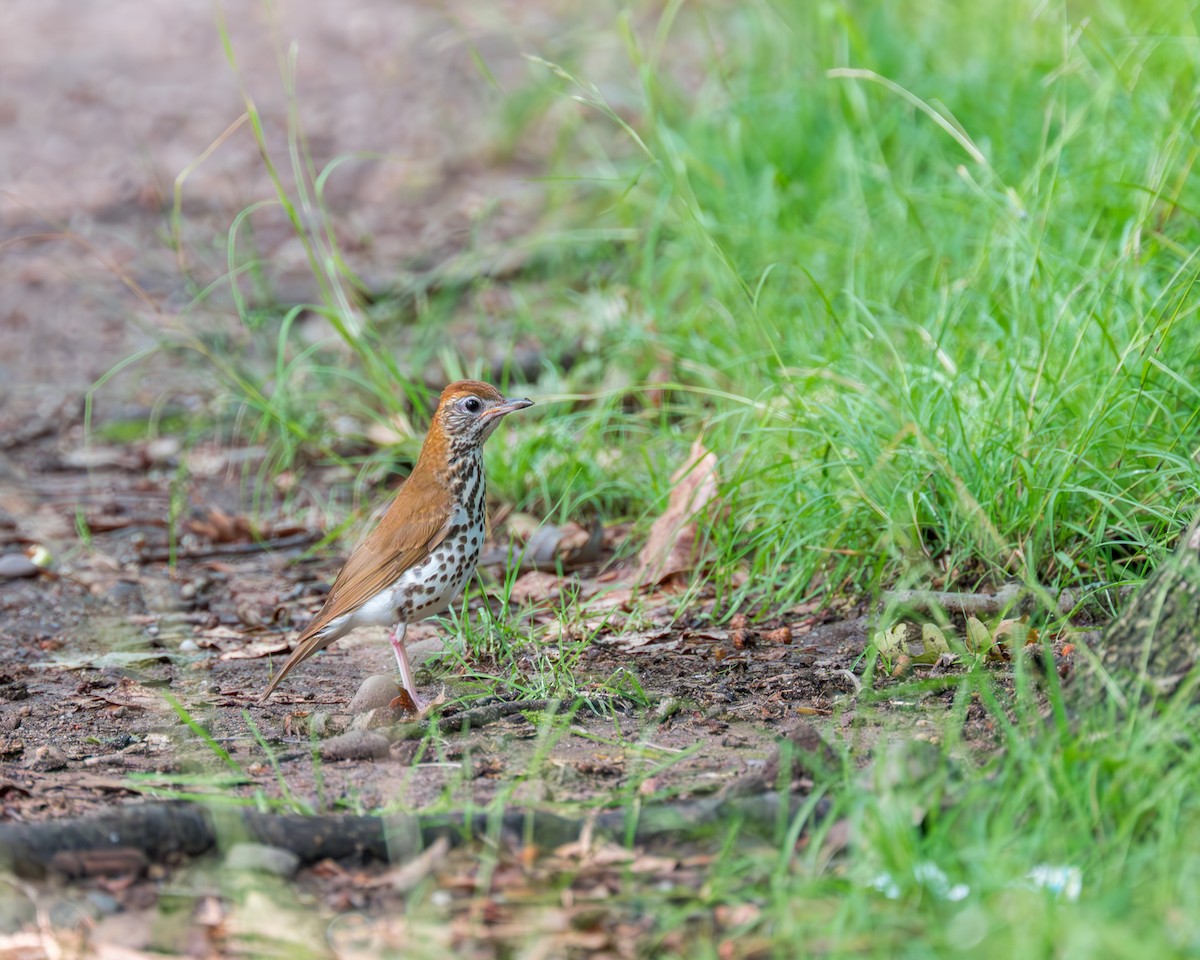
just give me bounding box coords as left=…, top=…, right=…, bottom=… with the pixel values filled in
left=481, top=520, right=605, bottom=573
left=194, top=625, right=246, bottom=646
left=628, top=853, right=679, bottom=875
left=508, top=571, right=567, bottom=606
left=994, top=616, right=1038, bottom=656
left=218, top=639, right=292, bottom=660
left=635, top=438, right=720, bottom=586
left=185, top=505, right=253, bottom=543
left=388, top=689, right=446, bottom=716
left=586, top=586, right=638, bottom=613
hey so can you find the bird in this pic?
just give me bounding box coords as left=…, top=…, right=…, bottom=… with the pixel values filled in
left=259, top=380, right=533, bottom=710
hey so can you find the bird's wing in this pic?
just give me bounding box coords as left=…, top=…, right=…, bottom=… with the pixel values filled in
left=258, top=477, right=453, bottom=700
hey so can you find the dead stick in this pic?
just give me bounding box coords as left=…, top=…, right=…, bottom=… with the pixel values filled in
left=387, top=698, right=553, bottom=742
left=880, top=582, right=1028, bottom=617
left=138, top=532, right=318, bottom=563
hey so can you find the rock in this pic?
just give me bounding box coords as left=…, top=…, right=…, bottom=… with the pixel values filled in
left=145, top=437, right=181, bottom=463
left=26, top=744, right=67, bottom=771
left=0, top=554, right=39, bottom=580
left=0, top=675, right=28, bottom=702
left=308, top=712, right=348, bottom=739
left=347, top=674, right=401, bottom=714
left=84, top=890, right=121, bottom=916
left=319, top=730, right=391, bottom=762
left=178, top=638, right=199, bottom=653
left=224, top=842, right=300, bottom=879
left=349, top=707, right=399, bottom=732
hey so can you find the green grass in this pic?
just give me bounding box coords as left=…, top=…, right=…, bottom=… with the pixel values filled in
left=162, top=0, right=1200, bottom=617
left=111, top=0, right=1200, bottom=955
left=517, top=0, right=1200, bottom=612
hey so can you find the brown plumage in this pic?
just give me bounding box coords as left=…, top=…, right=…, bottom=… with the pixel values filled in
left=259, top=380, right=533, bottom=708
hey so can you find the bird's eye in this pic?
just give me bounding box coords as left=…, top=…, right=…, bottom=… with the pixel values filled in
left=462, top=397, right=483, bottom=414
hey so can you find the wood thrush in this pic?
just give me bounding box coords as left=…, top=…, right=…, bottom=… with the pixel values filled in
left=259, top=380, right=533, bottom=709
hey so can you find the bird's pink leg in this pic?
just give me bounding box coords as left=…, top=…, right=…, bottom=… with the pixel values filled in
left=389, top=623, right=427, bottom=714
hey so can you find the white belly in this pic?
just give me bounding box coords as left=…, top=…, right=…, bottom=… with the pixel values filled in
left=337, top=507, right=485, bottom=632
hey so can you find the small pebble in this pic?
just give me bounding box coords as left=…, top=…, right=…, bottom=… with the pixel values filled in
left=224, top=842, right=300, bottom=879
left=83, top=754, right=125, bottom=768
left=178, top=638, right=200, bottom=653
left=654, top=697, right=683, bottom=722
left=145, top=437, right=181, bottom=463
left=84, top=891, right=121, bottom=917
left=27, top=744, right=67, bottom=771
left=0, top=554, right=39, bottom=579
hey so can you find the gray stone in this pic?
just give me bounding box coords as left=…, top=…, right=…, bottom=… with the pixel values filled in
left=224, top=842, right=300, bottom=879
left=350, top=706, right=402, bottom=731
left=0, top=554, right=39, bottom=580
left=347, top=673, right=401, bottom=715
left=84, top=890, right=121, bottom=917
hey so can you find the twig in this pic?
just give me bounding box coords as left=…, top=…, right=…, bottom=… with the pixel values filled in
left=880, top=583, right=1027, bottom=617
left=388, top=698, right=553, bottom=741
left=138, top=531, right=319, bottom=563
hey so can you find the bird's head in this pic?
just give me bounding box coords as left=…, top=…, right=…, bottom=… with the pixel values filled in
left=433, top=380, right=534, bottom=451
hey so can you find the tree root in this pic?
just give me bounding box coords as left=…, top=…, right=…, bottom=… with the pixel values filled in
left=0, top=790, right=828, bottom=879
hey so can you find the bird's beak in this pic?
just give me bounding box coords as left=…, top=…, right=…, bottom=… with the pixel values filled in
left=483, top=396, right=534, bottom=419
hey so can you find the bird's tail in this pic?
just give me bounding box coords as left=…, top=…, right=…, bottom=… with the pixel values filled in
left=257, top=625, right=338, bottom=703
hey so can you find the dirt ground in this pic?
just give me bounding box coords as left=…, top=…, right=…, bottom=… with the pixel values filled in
left=0, top=1, right=990, bottom=954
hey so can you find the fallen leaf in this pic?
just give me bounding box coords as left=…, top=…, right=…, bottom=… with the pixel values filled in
left=480, top=521, right=605, bottom=572
left=994, top=616, right=1038, bottom=654
left=964, top=616, right=994, bottom=656
left=509, top=571, right=567, bottom=606
left=635, top=438, right=720, bottom=586
left=920, top=623, right=952, bottom=656
left=872, top=623, right=909, bottom=659
left=629, top=853, right=679, bottom=875
left=186, top=505, right=253, bottom=543
left=218, top=639, right=291, bottom=660
left=388, top=689, right=446, bottom=716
